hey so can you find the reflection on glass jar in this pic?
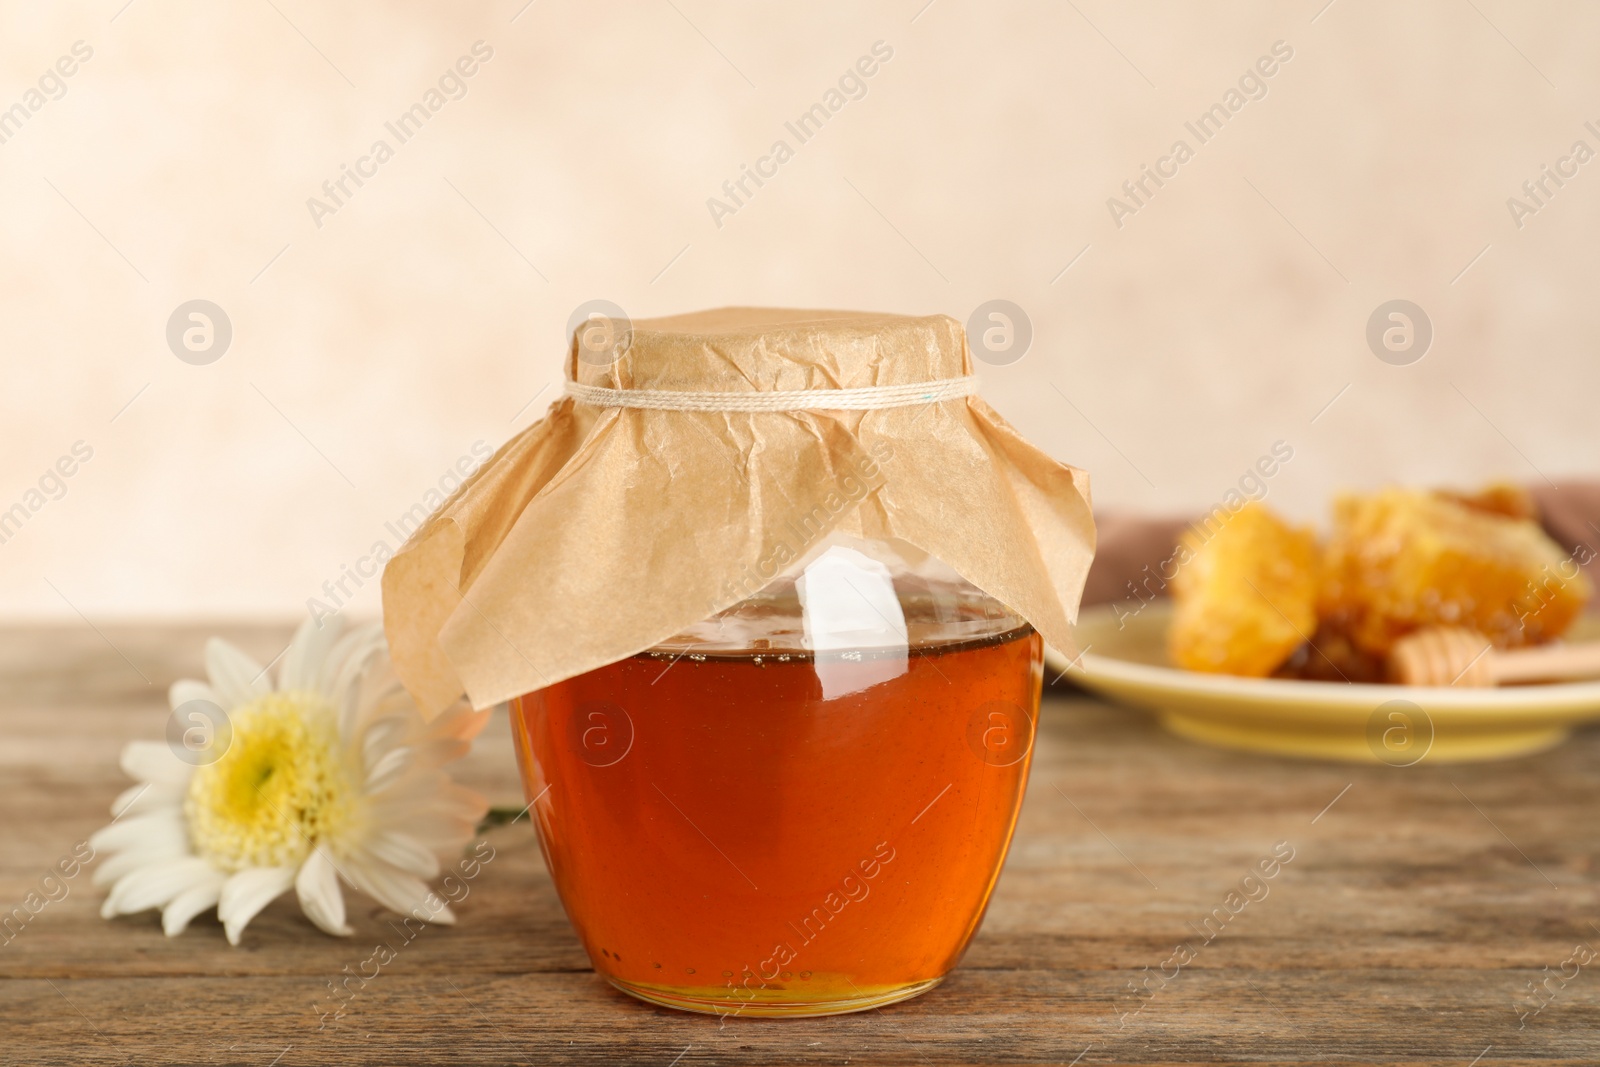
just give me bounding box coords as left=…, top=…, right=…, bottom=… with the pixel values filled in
left=511, top=535, right=1043, bottom=1016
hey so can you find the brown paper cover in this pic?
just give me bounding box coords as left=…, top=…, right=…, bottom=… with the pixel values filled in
left=382, top=307, right=1096, bottom=715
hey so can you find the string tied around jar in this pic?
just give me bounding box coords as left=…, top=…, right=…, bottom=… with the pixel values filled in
left=563, top=375, right=978, bottom=412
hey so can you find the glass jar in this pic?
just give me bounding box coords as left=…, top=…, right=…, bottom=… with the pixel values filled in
left=510, top=533, right=1043, bottom=1017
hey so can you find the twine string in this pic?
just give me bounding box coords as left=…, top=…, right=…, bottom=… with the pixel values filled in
left=563, top=375, right=977, bottom=412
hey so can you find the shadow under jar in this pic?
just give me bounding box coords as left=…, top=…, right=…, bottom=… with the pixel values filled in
left=511, top=536, right=1043, bottom=1017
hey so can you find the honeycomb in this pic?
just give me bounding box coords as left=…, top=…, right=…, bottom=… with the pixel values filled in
left=1320, top=487, right=1590, bottom=655
left=1168, top=503, right=1320, bottom=676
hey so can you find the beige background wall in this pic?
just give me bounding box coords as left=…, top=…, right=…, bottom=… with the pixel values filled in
left=2, top=0, right=1597, bottom=620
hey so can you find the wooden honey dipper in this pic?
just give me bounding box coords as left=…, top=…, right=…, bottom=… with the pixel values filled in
left=1389, top=626, right=1600, bottom=687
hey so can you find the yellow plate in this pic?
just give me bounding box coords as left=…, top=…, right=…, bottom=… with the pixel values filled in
left=1048, top=603, right=1600, bottom=764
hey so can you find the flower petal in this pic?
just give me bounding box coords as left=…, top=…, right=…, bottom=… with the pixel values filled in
left=103, top=857, right=216, bottom=918
left=364, top=831, right=439, bottom=880
left=367, top=785, right=484, bottom=853
left=163, top=870, right=227, bottom=936
left=218, top=867, right=297, bottom=946
left=373, top=813, right=478, bottom=854
left=377, top=780, right=489, bottom=824
left=343, top=854, right=454, bottom=925
left=328, top=625, right=386, bottom=695
left=205, top=637, right=271, bottom=711
left=329, top=628, right=392, bottom=740
left=90, top=809, right=188, bottom=857
left=95, top=848, right=167, bottom=888
left=368, top=793, right=480, bottom=832
left=168, top=678, right=220, bottom=712
left=278, top=615, right=342, bottom=696
left=111, top=781, right=184, bottom=820
left=425, top=705, right=492, bottom=745
left=295, top=846, right=352, bottom=937
left=360, top=714, right=414, bottom=772
left=365, top=747, right=413, bottom=792
left=438, top=782, right=491, bottom=824
left=365, top=765, right=438, bottom=805
left=118, top=742, right=192, bottom=788
left=406, top=738, right=472, bottom=771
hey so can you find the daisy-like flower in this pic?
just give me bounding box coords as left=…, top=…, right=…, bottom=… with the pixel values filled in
left=92, top=617, right=489, bottom=945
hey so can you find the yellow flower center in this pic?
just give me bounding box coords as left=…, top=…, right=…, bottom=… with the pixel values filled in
left=185, top=691, right=354, bottom=872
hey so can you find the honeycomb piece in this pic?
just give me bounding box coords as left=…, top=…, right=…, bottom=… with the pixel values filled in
left=1434, top=481, right=1538, bottom=523
left=1320, top=487, right=1591, bottom=655
left=1168, top=503, right=1320, bottom=677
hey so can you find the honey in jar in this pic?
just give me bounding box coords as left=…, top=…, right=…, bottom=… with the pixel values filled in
left=512, top=542, right=1043, bottom=1015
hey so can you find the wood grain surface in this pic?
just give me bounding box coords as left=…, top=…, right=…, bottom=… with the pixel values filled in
left=2, top=624, right=1598, bottom=1066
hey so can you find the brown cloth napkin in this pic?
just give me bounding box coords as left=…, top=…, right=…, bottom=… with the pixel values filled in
left=1082, top=482, right=1600, bottom=609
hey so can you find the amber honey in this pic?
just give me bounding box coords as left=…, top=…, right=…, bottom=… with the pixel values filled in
left=510, top=616, right=1042, bottom=1017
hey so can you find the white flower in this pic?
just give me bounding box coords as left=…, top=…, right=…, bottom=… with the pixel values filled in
left=93, top=617, right=489, bottom=945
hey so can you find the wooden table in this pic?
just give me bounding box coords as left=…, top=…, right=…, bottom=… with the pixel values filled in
left=3, top=624, right=1597, bottom=1066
